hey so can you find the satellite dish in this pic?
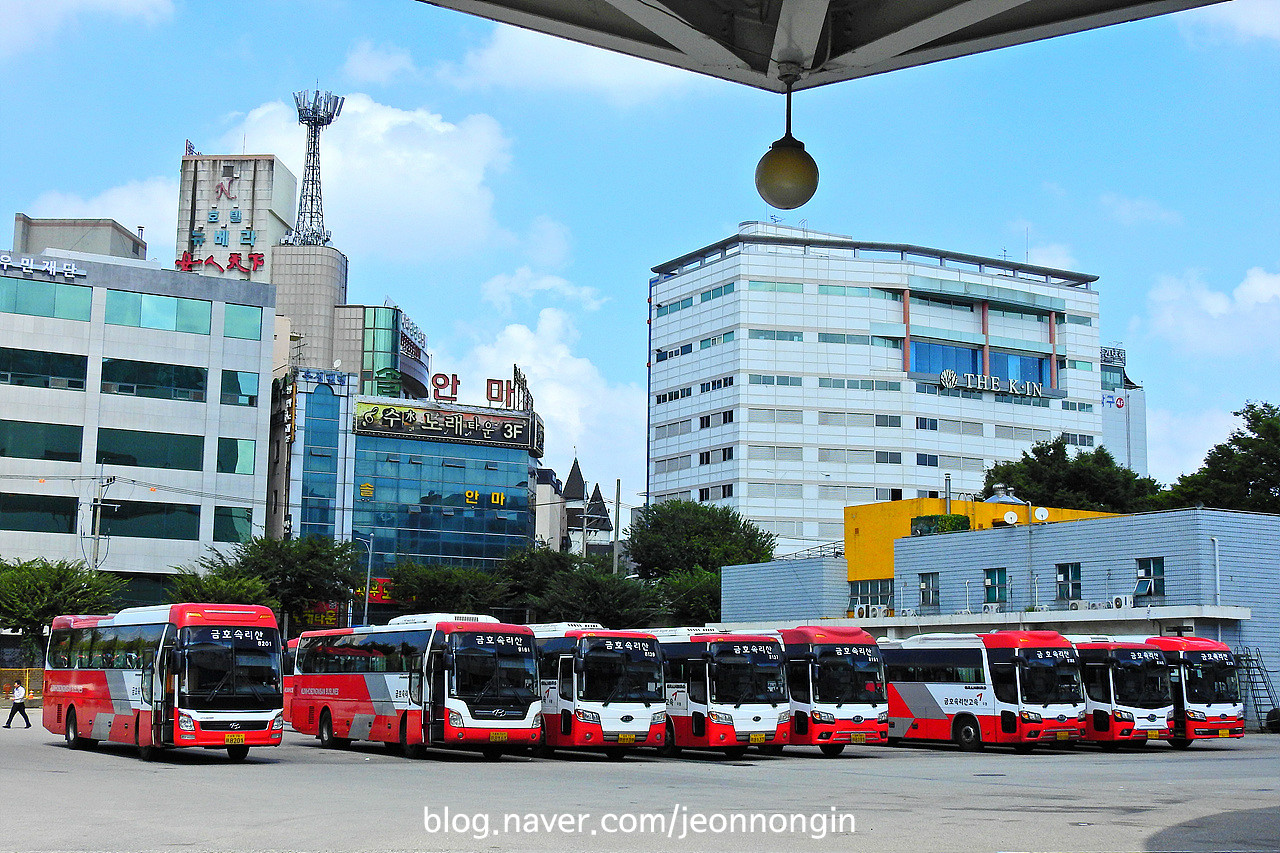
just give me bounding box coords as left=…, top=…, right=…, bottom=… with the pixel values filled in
left=333, top=359, right=342, bottom=369
left=1003, top=510, right=1019, bottom=525
left=1034, top=507, right=1049, bottom=522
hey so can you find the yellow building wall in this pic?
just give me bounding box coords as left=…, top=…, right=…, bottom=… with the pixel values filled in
left=843, top=499, right=1118, bottom=584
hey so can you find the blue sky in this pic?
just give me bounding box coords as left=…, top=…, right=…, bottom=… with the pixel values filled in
left=3, top=0, right=1278, bottom=516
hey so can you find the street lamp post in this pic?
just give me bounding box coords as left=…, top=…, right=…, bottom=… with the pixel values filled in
left=352, top=535, right=373, bottom=627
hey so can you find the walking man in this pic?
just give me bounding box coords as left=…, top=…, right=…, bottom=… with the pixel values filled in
left=5, top=679, right=30, bottom=728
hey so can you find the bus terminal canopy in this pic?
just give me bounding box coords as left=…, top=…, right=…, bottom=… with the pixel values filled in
left=415, top=0, right=1227, bottom=92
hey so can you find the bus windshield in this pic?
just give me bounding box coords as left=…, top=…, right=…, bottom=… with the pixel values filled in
left=580, top=638, right=663, bottom=705
left=711, top=642, right=787, bottom=706
left=1112, top=651, right=1172, bottom=709
left=813, top=645, right=884, bottom=705
left=1019, top=650, right=1083, bottom=706
left=452, top=632, right=538, bottom=705
left=179, top=626, right=282, bottom=712
left=1184, top=654, right=1240, bottom=705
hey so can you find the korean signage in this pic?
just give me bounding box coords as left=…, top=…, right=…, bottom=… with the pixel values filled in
left=354, top=401, right=544, bottom=457
left=297, top=601, right=344, bottom=629
left=423, top=364, right=535, bottom=412
left=0, top=255, right=86, bottom=279
left=1101, top=393, right=1125, bottom=409
left=1100, top=347, right=1126, bottom=366
left=175, top=250, right=264, bottom=275
left=939, top=368, right=1044, bottom=397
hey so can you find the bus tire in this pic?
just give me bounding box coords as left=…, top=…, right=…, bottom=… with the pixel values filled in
left=65, top=708, right=94, bottom=750
left=1168, top=738, right=1193, bottom=749
left=723, top=746, right=749, bottom=760
left=400, top=716, right=425, bottom=759
left=135, top=722, right=156, bottom=761
left=481, top=746, right=504, bottom=761
left=886, top=736, right=902, bottom=747
left=318, top=710, right=348, bottom=749
left=819, top=744, right=845, bottom=757
left=658, top=721, right=681, bottom=758
left=953, top=716, right=983, bottom=752
left=227, top=745, right=250, bottom=762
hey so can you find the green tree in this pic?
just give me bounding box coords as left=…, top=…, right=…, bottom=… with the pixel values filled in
left=496, top=545, right=580, bottom=615
left=0, top=558, right=125, bottom=664
left=656, top=568, right=721, bottom=626
left=1157, top=402, right=1280, bottom=513
left=167, top=564, right=279, bottom=610
left=387, top=562, right=510, bottom=614
left=191, top=536, right=361, bottom=633
left=624, top=500, right=775, bottom=580
left=982, top=436, right=1163, bottom=512
left=529, top=565, right=660, bottom=628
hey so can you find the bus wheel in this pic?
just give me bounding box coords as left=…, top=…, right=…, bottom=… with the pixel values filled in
left=658, top=721, right=681, bottom=758
left=819, top=744, right=845, bottom=757
left=886, top=737, right=902, bottom=747
left=135, top=725, right=155, bottom=761
left=604, top=747, right=627, bottom=761
left=227, top=745, right=250, bottom=762
left=400, top=717, right=425, bottom=759
left=723, top=746, right=748, bottom=760
left=318, top=711, right=348, bottom=749
left=953, top=717, right=983, bottom=752
left=1168, top=738, right=1193, bottom=749
left=481, top=746, right=504, bottom=761
left=65, top=708, right=94, bottom=750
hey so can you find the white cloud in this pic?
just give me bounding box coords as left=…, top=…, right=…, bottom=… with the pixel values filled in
left=524, top=216, right=572, bottom=270
left=28, top=176, right=179, bottom=263
left=343, top=40, right=417, bottom=85
left=439, top=25, right=711, bottom=107
left=481, top=267, right=605, bottom=314
left=1146, top=267, right=1280, bottom=354
left=1100, top=192, right=1183, bottom=227
left=449, top=308, right=647, bottom=503
left=1146, top=406, right=1240, bottom=484
left=220, top=93, right=512, bottom=261
left=1028, top=243, right=1078, bottom=271
left=0, top=0, right=172, bottom=58
left=1188, top=0, right=1280, bottom=43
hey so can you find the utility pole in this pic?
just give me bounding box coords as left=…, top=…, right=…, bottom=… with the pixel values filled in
left=612, top=479, right=621, bottom=575
left=90, top=476, right=116, bottom=570
left=581, top=483, right=591, bottom=558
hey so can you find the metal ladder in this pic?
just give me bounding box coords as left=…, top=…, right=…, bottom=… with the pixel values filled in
left=1237, top=647, right=1279, bottom=732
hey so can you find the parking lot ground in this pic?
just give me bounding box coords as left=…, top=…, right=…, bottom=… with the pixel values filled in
left=1, top=724, right=1277, bottom=852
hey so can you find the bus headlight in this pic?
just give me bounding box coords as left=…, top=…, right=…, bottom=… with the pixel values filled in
left=1077, top=711, right=1087, bottom=722
left=271, top=714, right=284, bottom=731
left=532, top=713, right=542, bottom=729
left=574, top=709, right=601, bottom=724
left=708, top=711, right=734, bottom=725
left=878, top=711, right=889, bottom=725
left=1112, top=709, right=1134, bottom=723
left=1020, top=711, right=1042, bottom=724
left=1186, top=710, right=1207, bottom=721
left=448, top=710, right=464, bottom=728
left=650, top=711, right=666, bottom=725
left=811, top=710, right=834, bottom=724
left=178, top=714, right=195, bottom=732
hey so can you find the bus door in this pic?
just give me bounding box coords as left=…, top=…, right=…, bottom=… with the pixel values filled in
left=689, top=656, right=710, bottom=738
left=786, top=654, right=813, bottom=736
left=142, top=624, right=176, bottom=746
left=428, top=648, right=447, bottom=742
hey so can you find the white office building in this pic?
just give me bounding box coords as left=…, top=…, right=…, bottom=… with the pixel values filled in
left=647, top=221, right=1142, bottom=551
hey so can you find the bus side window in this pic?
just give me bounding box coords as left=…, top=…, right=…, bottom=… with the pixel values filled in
left=558, top=657, right=574, bottom=702
left=1084, top=664, right=1110, bottom=702
left=687, top=662, right=707, bottom=705
left=991, top=664, right=1018, bottom=704
left=787, top=660, right=811, bottom=703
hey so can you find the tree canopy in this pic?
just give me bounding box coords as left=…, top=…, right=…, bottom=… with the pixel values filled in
left=529, top=563, right=661, bottom=629
left=388, top=563, right=511, bottom=615
left=1156, top=402, right=1280, bottom=513
left=982, top=436, right=1162, bottom=513
left=624, top=500, right=775, bottom=580
left=0, top=558, right=125, bottom=664
left=167, top=564, right=279, bottom=611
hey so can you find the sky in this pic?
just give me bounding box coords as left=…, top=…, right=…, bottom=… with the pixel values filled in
left=2, top=0, right=1278, bottom=519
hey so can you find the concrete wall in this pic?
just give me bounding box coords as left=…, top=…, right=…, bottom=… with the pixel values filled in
left=722, top=556, right=850, bottom=621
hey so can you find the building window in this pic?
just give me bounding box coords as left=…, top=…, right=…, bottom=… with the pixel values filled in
left=654, top=420, right=691, bottom=440
left=1135, top=557, right=1165, bottom=597
left=911, top=340, right=979, bottom=375
left=699, top=375, right=734, bottom=393
left=916, top=417, right=938, bottom=431
left=220, top=370, right=259, bottom=407
left=101, top=358, right=206, bottom=402
left=984, top=568, right=1008, bottom=604
left=698, top=484, right=733, bottom=502
left=224, top=304, right=263, bottom=340
left=0, top=419, right=81, bottom=462
left=850, top=579, right=893, bottom=609
left=747, top=328, right=804, bottom=342
left=0, top=276, right=92, bottom=322
left=817, top=284, right=869, bottom=297
left=655, top=295, right=693, bottom=317
left=699, top=331, right=734, bottom=349
left=214, top=506, right=254, bottom=543
left=698, top=410, right=733, bottom=429
left=656, top=342, right=693, bottom=362
left=874, top=451, right=901, bottom=464
left=0, top=492, right=78, bottom=534
left=1061, top=432, right=1096, bottom=447
left=699, top=281, right=735, bottom=302
left=0, top=346, right=87, bottom=390
left=919, top=572, right=939, bottom=607
left=874, top=414, right=901, bottom=427
left=102, top=500, right=200, bottom=540
left=993, top=351, right=1049, bottom=385
left=217, top=438, right=256, bottom=475
left=748, top=281, right=803, bottom=293
left=1056, top=562, right=1081, bottom=600
left=916, top=453, right=939, bottom=467
left=748, top=374, right=802, bottom=386
left=97, top=428, right=204, bottom=471
left=655, top=387, right=692, bottom=405
left=104, top=290, right=211, bottom=335
left=875, top=488, right=902, bottom=501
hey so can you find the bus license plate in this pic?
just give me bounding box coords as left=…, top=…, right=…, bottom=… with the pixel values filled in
left=1146, top=730, right=1160, bottom=740
left=1056, top=731, right=1070, bottom=741
left=489, top=731, right=508, bottom=743
left=224, top=733, right=246, bottom=745
left=749, top=733, right=766, bottom=744
left=1219, top=729, right=1230, bottom=737
left=850, top=733, right=866, bottom=744
left=617, top=733, right=636, bottom=744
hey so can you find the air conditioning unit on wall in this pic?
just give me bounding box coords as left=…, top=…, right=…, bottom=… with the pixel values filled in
left=868, top=605, right=888, bottom=618
left=982, top=603, right=1002, bottom=614
left=1113, top=595, right=1135, bottom=609
left=1068, top=601, right=1085, bottom=611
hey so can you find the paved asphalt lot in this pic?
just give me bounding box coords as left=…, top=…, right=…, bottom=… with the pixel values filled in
left=0, top=723, right=1277, bottom=853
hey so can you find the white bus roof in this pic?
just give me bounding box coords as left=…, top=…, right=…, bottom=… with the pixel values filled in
left=527, top=622, right=605, bottom=637
left=649, top=626, right=780, bottom=643
left=387, top=613, right=499, bottom=625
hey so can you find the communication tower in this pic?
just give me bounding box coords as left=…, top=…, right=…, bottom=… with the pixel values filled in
left=286, top=89, right=344, bottom=246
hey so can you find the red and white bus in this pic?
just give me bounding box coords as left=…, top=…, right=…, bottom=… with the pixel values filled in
left=880, top=631, right=1085, bottom=752
left=1143, top=635, right=1244, bottom=747
left=43, top=603, right=284, bottom=761
left=282, top=637, right=299, bottom=723
left=292, top=613, right=541, bottom=759
left=528, top=622, right=666, bottom=758
left=650, top=628, right=790, bottom=759
left=775, top=626, right=888, bottom=756
left=1068, top=635, right=1173, bottom=748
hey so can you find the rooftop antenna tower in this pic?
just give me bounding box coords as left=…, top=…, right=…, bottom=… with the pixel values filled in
left=286, top=89, right=344, bottom=246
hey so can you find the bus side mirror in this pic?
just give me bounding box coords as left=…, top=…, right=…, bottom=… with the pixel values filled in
left=408, top=671, right=422, bottom=705
left=573, top=655, right=585, bottom=675
left=141, top=663, right=154, bottom=703
left=1011, top=654, right=1027, bottom=666
left=1104, top=656, right=1120, bottom=665
left=442, top=651, right=454, bottom=671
